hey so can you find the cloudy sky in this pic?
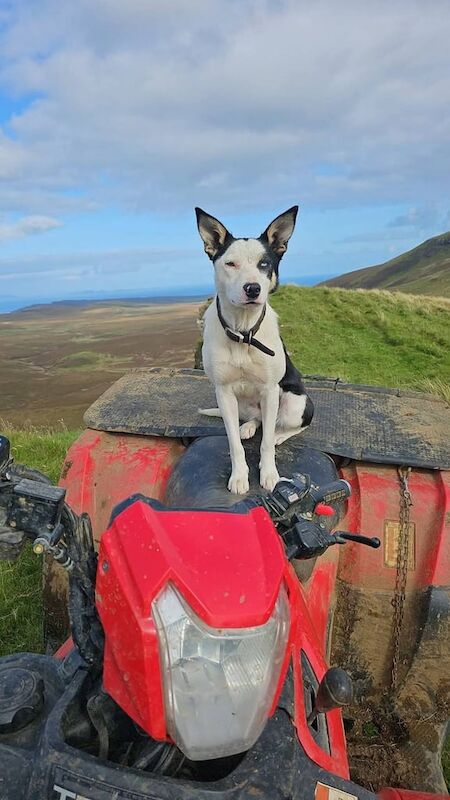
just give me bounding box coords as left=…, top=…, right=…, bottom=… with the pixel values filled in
left=1, top=0, right=450, bottom=309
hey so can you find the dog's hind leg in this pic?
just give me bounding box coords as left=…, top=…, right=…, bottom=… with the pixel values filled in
left=240, top=419, right=261, bottom=439
left=275, top=390, right=314, bottom=446
left=238, top=399, right=261, bottom=440
left=199, top=404, right=261, bottom=439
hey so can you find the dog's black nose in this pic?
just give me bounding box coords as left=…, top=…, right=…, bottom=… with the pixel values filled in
left=243, top=282, right=261, bottom=299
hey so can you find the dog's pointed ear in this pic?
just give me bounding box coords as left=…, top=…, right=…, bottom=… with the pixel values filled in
left=195, top=208, right=230, bottom=260
left=261, top=206, right=299, bottom=256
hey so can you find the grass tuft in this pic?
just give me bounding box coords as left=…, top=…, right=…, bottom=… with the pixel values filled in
left=56, top=350, right=133, bottom=371
left=417, top=378, right=450, bottom=405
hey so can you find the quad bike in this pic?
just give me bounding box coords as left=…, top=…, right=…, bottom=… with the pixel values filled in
left=1, top=367, right=449, bottom=798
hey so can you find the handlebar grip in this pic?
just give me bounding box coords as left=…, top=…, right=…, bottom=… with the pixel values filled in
left=310, top=479, right=351, bottom=507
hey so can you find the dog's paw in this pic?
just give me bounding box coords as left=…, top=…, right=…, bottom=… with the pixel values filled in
left=259, top=465, right=280, bottom=492
left=228, top=468, right=249, bottom=495
left=240, top=420, right=259, bottom=440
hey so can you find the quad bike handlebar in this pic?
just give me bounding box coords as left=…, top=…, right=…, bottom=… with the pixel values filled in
left=0, top=436, right=379, bottom=669
left=0, top=435, right=380, bottom=667
left=0, top=434, right=379, bottom=571
left=1, top=433, right=379, bottom=669
left=235, top=473, right=380, bottom=559
left=0, top=434, right=380, bottom=566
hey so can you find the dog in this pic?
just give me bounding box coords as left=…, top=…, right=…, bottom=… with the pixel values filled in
left=195, top=206, right=314, bottom=495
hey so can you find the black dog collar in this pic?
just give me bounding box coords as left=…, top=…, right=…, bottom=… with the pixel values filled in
left=216, top=296, right=275, bottom=357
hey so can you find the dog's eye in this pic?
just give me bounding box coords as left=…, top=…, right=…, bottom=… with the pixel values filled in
left=225, top=261, right=237, bottom=268
left=260, top=261, right=269, bottom=268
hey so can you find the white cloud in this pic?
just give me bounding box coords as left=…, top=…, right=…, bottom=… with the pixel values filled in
left=0, top=246, right=199, bottom=281
left=0, top=214, right=62, bottom=242
left=387, top=205, right=447, bottom=231
left=340, top=204, right=450, bottom=246
left=0, top=0, right=449, bottom=217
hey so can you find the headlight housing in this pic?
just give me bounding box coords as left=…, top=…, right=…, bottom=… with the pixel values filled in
left=153, top=583, right=290, bottom=760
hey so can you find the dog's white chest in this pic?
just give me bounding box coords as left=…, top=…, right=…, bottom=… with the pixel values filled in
left=202, top=305, right=285, bottom=395
left=201, top=298, right=286, bottom=408
left=216, top=347, right=269, bottom=396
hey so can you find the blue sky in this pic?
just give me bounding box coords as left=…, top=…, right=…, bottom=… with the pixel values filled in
left=1, top=0, right=450, bottom=310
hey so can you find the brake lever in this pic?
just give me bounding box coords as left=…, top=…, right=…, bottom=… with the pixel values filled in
left=281, top=519, right=381, bottom=561
left=333, top=532, right=381, bottom=548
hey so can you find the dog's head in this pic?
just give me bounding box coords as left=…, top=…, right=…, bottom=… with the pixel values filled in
left=195, top=206, right=298, bottom=307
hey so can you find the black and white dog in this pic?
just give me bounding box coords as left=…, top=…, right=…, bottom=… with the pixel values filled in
left=196, top=206, right=313, bottom=495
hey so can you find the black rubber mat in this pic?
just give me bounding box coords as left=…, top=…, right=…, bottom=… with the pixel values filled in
left=84, top=368, right=450, bottom=469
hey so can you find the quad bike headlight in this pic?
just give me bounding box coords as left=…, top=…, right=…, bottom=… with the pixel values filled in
left=153, top=583, right=290, bottom=760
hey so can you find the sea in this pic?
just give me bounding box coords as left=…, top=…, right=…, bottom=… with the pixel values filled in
left=0, top=275, right=334, bottom=315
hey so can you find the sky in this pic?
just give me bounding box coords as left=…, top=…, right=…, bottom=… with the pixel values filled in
left=1, top=0, right=450, bottom=310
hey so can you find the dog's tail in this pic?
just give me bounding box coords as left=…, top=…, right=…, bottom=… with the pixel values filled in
left=198, top=407, right=223, bottom=418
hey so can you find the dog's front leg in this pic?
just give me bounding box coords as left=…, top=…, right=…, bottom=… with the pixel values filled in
left=215, top=385, right=249, bottom=494
left=259, top=385, right=280, bottom=491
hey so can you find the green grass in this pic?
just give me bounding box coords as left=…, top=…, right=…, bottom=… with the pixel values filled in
left=56, top=350, right=132, bottom=371
left=271, top=286, right=450, bottom=400
left=0, top=424, right=79, bottom=656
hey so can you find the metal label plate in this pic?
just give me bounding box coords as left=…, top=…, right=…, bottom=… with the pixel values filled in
left=383, top=519, right=415, bottom=569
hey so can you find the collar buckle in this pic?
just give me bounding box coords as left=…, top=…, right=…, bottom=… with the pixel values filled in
left=216, top=296, right=275, bottom=358
left=226, top=327, right=245, bottom=343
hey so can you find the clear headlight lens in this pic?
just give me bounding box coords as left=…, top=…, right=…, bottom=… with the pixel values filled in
left=153, top=583, right=290, bottom=760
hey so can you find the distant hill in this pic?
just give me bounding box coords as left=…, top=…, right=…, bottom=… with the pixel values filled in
left=319, top=232, right=450, bottom=296
left=4, top=294, right=207, bottom=317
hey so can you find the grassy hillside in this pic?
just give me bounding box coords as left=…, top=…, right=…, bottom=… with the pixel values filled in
left=271, top=285, right=450, bottom=400
left=320, top=231, right=450, bottom=296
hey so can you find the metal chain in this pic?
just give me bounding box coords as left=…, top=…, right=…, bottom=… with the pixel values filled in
left=390, top=465, right=413, bottom=693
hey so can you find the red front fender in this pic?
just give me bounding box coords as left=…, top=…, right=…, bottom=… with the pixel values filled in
left=379, top=788, right=449, bottom=800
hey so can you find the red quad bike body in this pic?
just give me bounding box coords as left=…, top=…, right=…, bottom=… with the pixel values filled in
left=97, top=500, right=349, bottom=776
left=8, top=368, right=447, bottom=800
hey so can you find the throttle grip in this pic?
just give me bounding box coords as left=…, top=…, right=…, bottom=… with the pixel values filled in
left=310, top=479, right=351, bottom=507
